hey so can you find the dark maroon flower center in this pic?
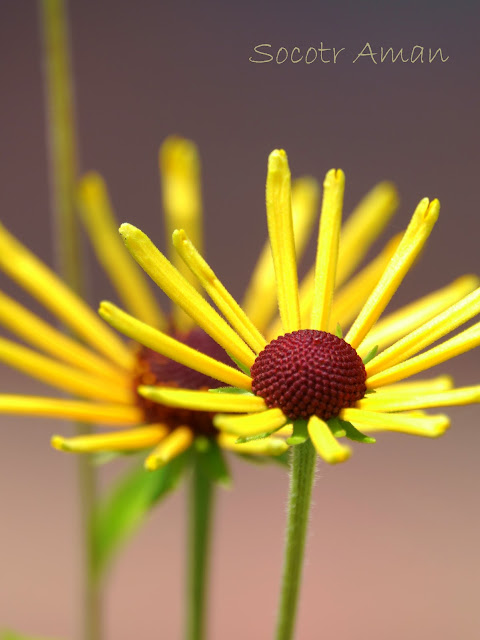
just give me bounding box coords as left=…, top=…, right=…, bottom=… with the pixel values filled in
left=251, top=330, right=367, bottom=421
left=133, top=328, right=231, bottom=437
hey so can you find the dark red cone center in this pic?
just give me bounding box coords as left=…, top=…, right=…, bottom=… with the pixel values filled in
left=251, top=330, right=367, bottom=420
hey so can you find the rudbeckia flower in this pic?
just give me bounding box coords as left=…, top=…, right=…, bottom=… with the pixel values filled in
left=101, top=149, right=480, bottom=465
left=0, top=138, right=289, bottom=470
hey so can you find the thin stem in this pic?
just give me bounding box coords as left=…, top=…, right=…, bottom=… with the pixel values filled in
left=39, top=2, right=100, bottom=639
left=186, top=453, right=214, bottom=640
left=275, top=439, right=317, bottom=640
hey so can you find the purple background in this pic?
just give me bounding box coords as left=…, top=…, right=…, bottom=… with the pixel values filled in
left=0, top=1, right=479, bottom=638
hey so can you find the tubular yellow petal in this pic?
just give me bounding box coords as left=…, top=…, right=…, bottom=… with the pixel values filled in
left=0, top=223, right=133, bottom=370
left=358, top=386, right=480, bottom=412
left=138, top=386, right=266, bottom=413
left=145, top=426, right=194, bottom=470
left=307, top=415, right=351, bottom=464
left=99, top=301, right=252, bottom=390
left=119, top=223, right=255, bottom=369
left=335, top=181, right=398, bottom=287
left=311, top=169, right=345, bottom=331
left=366, top=286, right=480, bottom=376
left=77, top=173, right=166, bottom=329
left=345, top=198, right=440, bottom=349
left=342, top=407, right=450, bottom=437
left=379, top=375, right=454, bottom=395
left=367, top=321, right=480, bottom=388
left=214, top=407, right=287, bottom=436
left=172, top=229, right=266, bottom=353
left=52, top=425, right=168, bottom=453
left=359, top=275, right=480, bottom=357
left=0, top=395, right=143, bottom=425
left=0, top=290, right=128, bottom=386
left=265, top=150, right=301, bottom=333
left=217, top=432, right=288, bottom=456
left=328, top=233, right=402, bottom=332
left=0, top=337, right=134, bottom=404
left=243, top=177, right=319, bottom=332
left=160, top=137, right=203, bottom=328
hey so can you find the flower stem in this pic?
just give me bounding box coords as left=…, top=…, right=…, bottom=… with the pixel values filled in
left=275, top=439, right=317, bottom=640
left=186, top=453, right=214, bottom=640
left=39, top=2, right=100, bottom=639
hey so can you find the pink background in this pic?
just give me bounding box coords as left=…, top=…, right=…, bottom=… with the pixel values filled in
left=0, top=1, right=479, bottom=638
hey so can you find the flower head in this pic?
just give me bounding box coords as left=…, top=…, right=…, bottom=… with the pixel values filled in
left=0, top=137, right=289, bottom=471
left=105, top=148, right=480, bottom=465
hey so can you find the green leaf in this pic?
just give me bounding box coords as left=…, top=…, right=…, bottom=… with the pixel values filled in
left=286, top=419, right=309, bottom=445
left=226, top=351, right=251, bottom=375
left=362, top=345, right=379, bottom=365
left=91, top=452, right=188, bottom=582
left=328, top=416, right=375, bottom=444
left=196, top=439, right=231, bottom=487
left=335, top=323, right=343, bottom=339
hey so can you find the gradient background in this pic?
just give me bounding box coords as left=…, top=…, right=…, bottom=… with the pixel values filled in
left=0, top=1, right=479, bottom=638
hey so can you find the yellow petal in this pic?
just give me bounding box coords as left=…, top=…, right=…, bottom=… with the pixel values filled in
left=358, top=386, right=480, bottom=412
left=172, top=229, right=266, bottom=353
left=214, top=407, right=287, bottom=436
left=217, top=432, right=288, bottom=456
left=0, top=337, right=134, bottom=404
left=345, top=198, right=440, bottom=349
left=335, top=181, right=399, bottom=287
left=307, top=415, right=351, bottom=464
left=0, top=223, right=133, bottom=370
left=310, top=169, right=345, bottom=331
left=139, top=386, right=266, bottom=413
left=359, top=275, right=479, bottom=356
left=52, top=425, right=168, bottom=453
left=265, top=150, right=300, bottom=333
left=367, top=321, right=480, bottom=388
left=0, top=290, right=128, bottom=386
left=342, top=407, right=450, bottom=437
left=160, top=136, right=203, bottom=329
left=119, top=223, right=255, bottom=369
left=77, top=172, right=165, bottom=329
left=0, top=395, right=143, bottom=425
left=99, top=301, right=252, bottom=391
left=379, top=376, right=454, bottom=394
left=145, top=426, right=194, bottom=470
left=243, top=177, right=319, bottom=332
left=328, top=234, right=402, bottom=332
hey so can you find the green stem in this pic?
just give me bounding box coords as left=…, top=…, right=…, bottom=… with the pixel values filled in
left=275, top=439, right=317, bottom=640
left=186, top=453, right=214, bottom=640
left=39, top=2, right=100, bottom=639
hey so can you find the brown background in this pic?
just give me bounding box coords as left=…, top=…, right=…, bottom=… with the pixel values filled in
left=0, top=1, right=479, bottom=638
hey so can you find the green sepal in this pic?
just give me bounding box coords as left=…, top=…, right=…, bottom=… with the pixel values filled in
left=91, top=450, right=140, bottom=466
left=91, top=451, right=188, bottom=582
left=363, top=388, right=376, bottom=395
left=226, top=351, right=251, bottom=375
left=335, top=323, right=343, bottom=339
left=328, top=416, right=375, bottom=444
left=208, top=386, right=252, bottom=395
left=235, top=424, right=283, bottom=444
left=195, top=437, right=231, bottom=487
left=286, top=419, right=309, bottom=445
left=235, top=451, right=290, bottom=467
left=362, top=345, right=379, bottom=365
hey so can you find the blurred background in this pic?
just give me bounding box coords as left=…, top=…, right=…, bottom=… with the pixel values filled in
left=0, top=0, right=479, bottom=638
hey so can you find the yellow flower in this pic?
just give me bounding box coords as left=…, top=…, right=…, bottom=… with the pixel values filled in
left=101, top=148, right=480, bottom=465
left=0, top=138, right=289, bottom=470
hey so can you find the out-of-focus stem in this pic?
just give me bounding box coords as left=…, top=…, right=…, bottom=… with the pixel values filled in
left=39, top=2, right=100, bottom=639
